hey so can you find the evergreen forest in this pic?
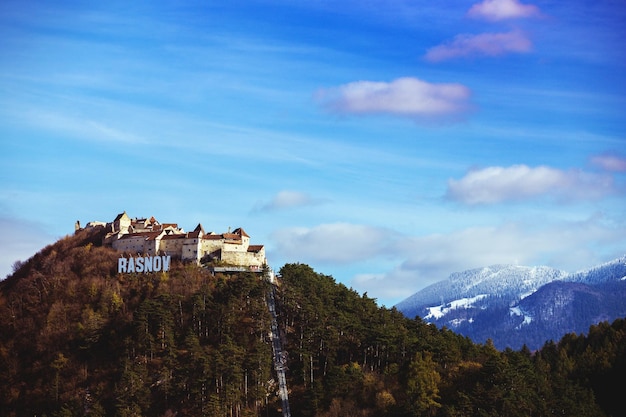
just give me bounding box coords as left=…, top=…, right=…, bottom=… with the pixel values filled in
left=0, top=227, right=624, bottom=416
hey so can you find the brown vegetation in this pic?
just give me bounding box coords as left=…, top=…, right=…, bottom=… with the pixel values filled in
left=0, top=230, right=624, bottom=416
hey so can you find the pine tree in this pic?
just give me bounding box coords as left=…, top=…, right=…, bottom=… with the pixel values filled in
left=406, top=351, right=441, bottom=416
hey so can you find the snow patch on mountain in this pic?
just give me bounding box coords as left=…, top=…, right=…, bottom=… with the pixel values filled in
left=395, top=254, right=626, bottom=350
left=424, top=294, right=488, bottom=320
left=509, top=305, right=532, bottom=326
left=395, top=264, right=568, bottom=319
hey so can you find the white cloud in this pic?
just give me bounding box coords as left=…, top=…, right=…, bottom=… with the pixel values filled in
left=446, top=164, right=617, bottom=204
left=271, top=223, right=396, bottom=264
left=591, top=153, right=626, bottom=172
left=316, top=77, right=472, bottom=121
left=254, top=190, right=327, bottom=212
left=467, top=0, right=541, bottom=21
left=425, top=30, right=532, bottom=62
left=351, top=217, right=626, bottom=305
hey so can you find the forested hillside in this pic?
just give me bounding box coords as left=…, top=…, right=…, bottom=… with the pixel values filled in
left=0, top=227, right=274, bottom=416
left=0, top=227, right=624, bottom=416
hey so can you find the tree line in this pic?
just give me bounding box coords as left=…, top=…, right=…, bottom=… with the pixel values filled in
left=0, top=227, right=623, bottom=416
left=276, top=263, right=624, bottom=417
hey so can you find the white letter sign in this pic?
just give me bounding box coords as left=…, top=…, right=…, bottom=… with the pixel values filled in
left=118, top=255, right=171, bottom=274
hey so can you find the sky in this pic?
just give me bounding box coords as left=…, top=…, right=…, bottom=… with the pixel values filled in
left=1, top=0, right=625, bottom=307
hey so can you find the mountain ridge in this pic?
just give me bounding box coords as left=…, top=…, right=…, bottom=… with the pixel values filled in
left=395, top=255, right=626, bottom=350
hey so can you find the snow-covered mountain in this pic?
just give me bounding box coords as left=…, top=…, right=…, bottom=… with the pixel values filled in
left=395, top=255, right=626, bottom=350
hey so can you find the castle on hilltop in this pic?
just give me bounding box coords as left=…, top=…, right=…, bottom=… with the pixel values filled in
left=80, top=212, right=266, bottom=270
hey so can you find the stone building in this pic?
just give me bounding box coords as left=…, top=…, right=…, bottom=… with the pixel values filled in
left=97, top=211, right=266, bottom=269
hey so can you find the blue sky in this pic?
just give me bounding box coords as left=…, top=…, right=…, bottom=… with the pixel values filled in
left=1, top=0, right=625, bottom=307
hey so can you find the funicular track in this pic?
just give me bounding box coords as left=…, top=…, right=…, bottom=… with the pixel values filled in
left=267, top=285, right=291, bottom=417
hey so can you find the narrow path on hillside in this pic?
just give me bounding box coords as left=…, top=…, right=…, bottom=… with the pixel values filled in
left=267, top=285, right=291, bottom=417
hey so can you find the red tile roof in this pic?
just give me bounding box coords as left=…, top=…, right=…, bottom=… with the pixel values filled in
left=187, top=230, right=202, bottom=238
left=232, top=227, right=250, bottom=237
left=118, top=231, right=163, bottom=240
left=161, top=234, right=186, bottom=240
left=222, top=233, right=241, bottom=240
left=203, top=234, right=223, bottom=240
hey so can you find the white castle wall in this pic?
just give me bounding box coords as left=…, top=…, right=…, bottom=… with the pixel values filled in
left=102, top=212, right=266, bottom=268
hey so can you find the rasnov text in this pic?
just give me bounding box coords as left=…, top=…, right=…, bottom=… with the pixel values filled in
left=118, top=255, right=171, bottom=273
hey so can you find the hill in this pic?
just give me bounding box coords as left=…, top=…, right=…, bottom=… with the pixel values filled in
left=1, top=228, right=624, bottom=416
left=395, top=257, right=626, bottom=350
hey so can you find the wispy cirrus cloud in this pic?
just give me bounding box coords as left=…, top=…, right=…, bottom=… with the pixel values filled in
left=3, top=104, right=149, bottom=145
left=446, top=164, right=617, bottom=205
left=315, top=77, right=472, bottom=121
left=254, top=190, right=328, bottom=212
left=425, top=30, right=532, bottom=62
left=467, top=0, right=541, bottom=21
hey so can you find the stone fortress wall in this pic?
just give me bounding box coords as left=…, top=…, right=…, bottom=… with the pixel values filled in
left=80, top=211, right=266, bottom=270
